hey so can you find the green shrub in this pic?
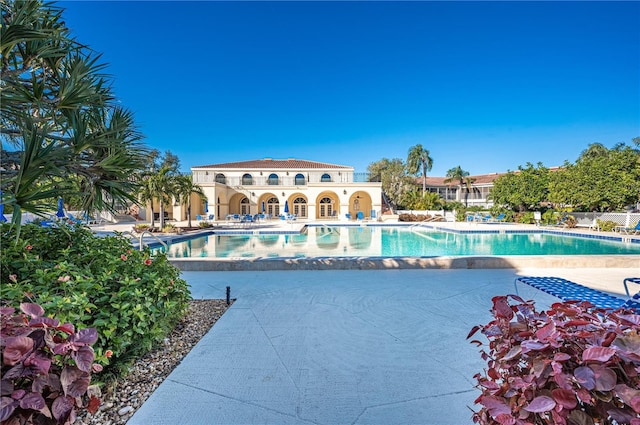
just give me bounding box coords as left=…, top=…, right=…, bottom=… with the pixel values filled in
left=597, top=219, right=618, bottom=232
left=541, top=209, right=557, bottom=225
left=0, top=223, right=191, bottom=377
left=516, top=211, right=535, bottom=224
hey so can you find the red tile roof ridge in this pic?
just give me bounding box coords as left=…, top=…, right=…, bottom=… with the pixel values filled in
left=193, top=158, right=352, bottom=169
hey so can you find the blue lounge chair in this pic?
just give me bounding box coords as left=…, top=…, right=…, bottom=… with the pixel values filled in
left=356, top=211, right=364, bottom=220
left=615, top=221, right=640, bottom=235
left=490, top=213, right=506, bottom=222
left=623, top=277, right=640, bottom=298
left=66, top=214, right=84, bottom=225
left=514, top=276, right=639, bottom=313
left=196, top=214, right=203, bottom=221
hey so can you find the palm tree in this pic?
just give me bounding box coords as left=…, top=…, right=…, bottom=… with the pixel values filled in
left=149, top=167, right=175, bottom=230
left=0, top=0, right=148, bottom=235
left=407, top=144, right=433, bottom=196
left=174, top=175, right=206, bottom=228
left=137, top=176, right=157, bottom=229
left=444, top=166, right=475, bottom=206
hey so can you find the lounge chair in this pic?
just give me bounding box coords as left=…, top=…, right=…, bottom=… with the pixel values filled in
left=356, top=211, right=364, bottom=220
left=614, top=221, right=640, bottom=235
left=489, top=213, right=506, bottom=223
left=623, top=277, right=640, bottom=298
left=196, top=215, right=203, bottom=221
left=514, top=276, right=639, bottom=313
left=66, top=214, right=84, bottom=225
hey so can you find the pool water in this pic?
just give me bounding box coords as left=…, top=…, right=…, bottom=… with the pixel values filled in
left=157, top=226, right=640, bottom=259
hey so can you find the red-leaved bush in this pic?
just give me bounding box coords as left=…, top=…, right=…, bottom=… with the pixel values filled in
left=468, top=295, right=640, bottom=425
left=1, top=303, right=102, bottom=424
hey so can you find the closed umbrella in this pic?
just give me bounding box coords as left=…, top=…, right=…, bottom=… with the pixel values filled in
left=284, top=200, right=289, bottom=214
left=56, top=197, right=65, bottom=218
left=0, top=190, right=6, bottom=223
left=261, top=201, right=265, bottom=213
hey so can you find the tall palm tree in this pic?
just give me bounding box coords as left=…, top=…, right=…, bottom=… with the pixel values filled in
left=148, top=167, right=175, bottom=230
left=444, top=166, right=474, bottom=206
left=407, top=144, right=433, bottom=196
left=174, top=175, right=206, bottom=228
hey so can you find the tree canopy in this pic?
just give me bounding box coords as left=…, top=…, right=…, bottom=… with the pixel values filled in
left=367, top=157, right=413, bottom=209
left=489, top=163, right=551, bottom=212
left=548, top=142, right=640, bottom=211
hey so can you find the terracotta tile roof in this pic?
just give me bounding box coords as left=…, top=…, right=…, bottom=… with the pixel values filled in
left=417, top=167, right=562, bottom=186
left=193, top=158, right=352, bottom=170
left=416, top=172, right=507, bottom=187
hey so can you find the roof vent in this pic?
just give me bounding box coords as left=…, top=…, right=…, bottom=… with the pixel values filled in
left=263, top=157, right=272, bottom=161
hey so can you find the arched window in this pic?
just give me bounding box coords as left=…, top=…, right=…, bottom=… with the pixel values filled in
left=268, top=173, right=279, bottom=185
left=266, top=196, right=280, bottom=217
left=318, top=196, right=334, bottom=218
left=292, top=196, right=307, bottom=218
left=242, top=173, right=253, bottom=185
left=294, top=173, right=306, bottom=185
left=215, top=173, right=226, bottom=184
left=320, top=173, right=332, bottom=183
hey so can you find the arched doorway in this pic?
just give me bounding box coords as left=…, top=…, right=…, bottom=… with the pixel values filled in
left=266, top=196, right=280, bottom=217
left=292, top=195, right=308, bottom=218
left=316, top=192, right=339, bottom=219
left=240, top=197, right=250, bottom=215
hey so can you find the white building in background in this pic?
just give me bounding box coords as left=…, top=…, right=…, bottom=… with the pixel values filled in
left=182, top=158, right=382, bottom=221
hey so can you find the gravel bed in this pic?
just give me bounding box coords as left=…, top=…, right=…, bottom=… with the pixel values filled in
left=76, top=299, right=231, bottom=425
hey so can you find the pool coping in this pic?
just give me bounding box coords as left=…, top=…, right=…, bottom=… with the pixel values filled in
left=168, top=254, right=640, bottom=271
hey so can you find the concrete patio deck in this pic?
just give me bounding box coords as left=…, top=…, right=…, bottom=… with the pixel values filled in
left=127, top=267, right=638, bottom=425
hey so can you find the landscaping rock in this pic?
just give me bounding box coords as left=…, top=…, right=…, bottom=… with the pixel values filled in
left=77, top=299, right=231, bottom=425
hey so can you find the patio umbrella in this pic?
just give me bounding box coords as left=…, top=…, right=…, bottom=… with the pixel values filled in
left=0, top=191, right=6, bottom=223
left=284, top=200, right=289, bottom=214
left=56, top=197, right=65, bottom=218
left=261, top=201, right=265, bottom=213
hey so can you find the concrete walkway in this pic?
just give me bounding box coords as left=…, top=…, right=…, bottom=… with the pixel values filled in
left=127, top=268, right=638, bottom=425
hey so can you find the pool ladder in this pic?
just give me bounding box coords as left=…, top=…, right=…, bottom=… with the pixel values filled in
left=121, top=230, right=168, bottom=252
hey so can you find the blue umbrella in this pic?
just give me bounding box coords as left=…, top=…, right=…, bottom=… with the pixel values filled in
left=0, top=190, right=6, bottom=223
left=284, top=200, right=289, bottom=214
left=261, top=201, right=265, bottom=213
left=56, top=197, right=65, bottom=218
left=204, top=202, right=209, bottom=213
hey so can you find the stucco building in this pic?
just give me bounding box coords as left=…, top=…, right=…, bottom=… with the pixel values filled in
left=185, top=158, right=383, bottom=221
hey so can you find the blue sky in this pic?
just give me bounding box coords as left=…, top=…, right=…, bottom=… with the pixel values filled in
left=58, top=1, right=639, bottom=176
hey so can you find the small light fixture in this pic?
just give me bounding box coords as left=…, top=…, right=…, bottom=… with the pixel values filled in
left=282, top=192, right=285, bottom=197
left=343, top=190, right=347, bottom=195
left=251, top=192, right=255, bottom=197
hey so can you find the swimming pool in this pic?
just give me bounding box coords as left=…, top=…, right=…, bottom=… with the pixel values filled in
left=157, top=225, right=640, bottom=259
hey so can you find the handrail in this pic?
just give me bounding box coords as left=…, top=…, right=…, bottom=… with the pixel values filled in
left=139, top=230, right=168, bottom=252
